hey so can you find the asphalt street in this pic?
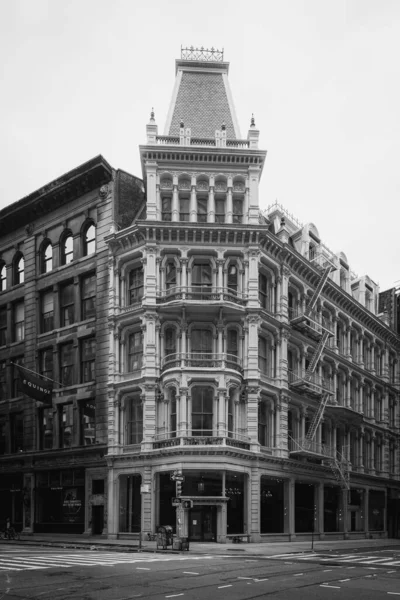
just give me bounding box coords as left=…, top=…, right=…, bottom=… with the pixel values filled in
left=0, top=546, right=399, bottom=600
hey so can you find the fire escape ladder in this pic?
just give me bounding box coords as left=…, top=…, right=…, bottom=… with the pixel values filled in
left=305, top=330, right=330, bottom=378
left=305, top=392, right=330, bottom=442
left=329, top=457, right=350, bottom=490
left=304, top=266, right=333, bottom=317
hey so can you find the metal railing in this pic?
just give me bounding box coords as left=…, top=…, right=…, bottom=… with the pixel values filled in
left=157, top=286, right=248, bottom=305
left=153, top=430, right=251, bottom=450
left=288, top=369, right=333, bottom=393
left=288, top=436, right=336, bottom=458
left=288, top=307, right=333, bottom=336
left=162, top=353, right=242, bottom=372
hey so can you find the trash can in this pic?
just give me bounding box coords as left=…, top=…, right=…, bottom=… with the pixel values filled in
left=181, top=536, right=189, bottom=551
left=157, top=525, right=173, bottom=550
left=172, top=538, right=182, bottom=550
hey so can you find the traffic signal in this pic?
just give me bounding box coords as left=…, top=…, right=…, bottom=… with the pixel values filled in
left=182, top=500, right=193, bottom=509
left=176, top=480, right=182, bottom=496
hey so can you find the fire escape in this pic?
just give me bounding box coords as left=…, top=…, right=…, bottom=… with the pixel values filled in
left=288, top=248, right=350, bottom=490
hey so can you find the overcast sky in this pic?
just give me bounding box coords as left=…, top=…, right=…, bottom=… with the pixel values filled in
left=1, top=0, right=399, bottom=291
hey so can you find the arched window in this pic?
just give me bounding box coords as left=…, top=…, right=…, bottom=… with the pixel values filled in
left=128, top=266, right=144, bottom=304
left=83, top=223, right=96, bottom=256
left=162, top=197, right=172, bottom=221
left=165, top=260, right=177, bottom=291
left=61, top=233, right=73, bottom=265
left=14, top=254, right=24, bottom=285
left=191, top=386, right=213, bottom=436
left=126, top=394, right=143, bottom=445
left=128, top=331, right=143, bottom=372
left=170, top=388, right=177, bottom=437
left=258, top=337, right=268, bottom=375
left=227, top=264, right=238, bottom=293
left=0, top=263, right=6, bottom=291
left=41, top=241, right=53, bottom=273
left=258, top=400, right=269, bottom=446
left=165, top=327, right=177, bottom=357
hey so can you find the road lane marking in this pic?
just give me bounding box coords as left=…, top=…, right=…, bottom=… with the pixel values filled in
left=387, top=571, right=396, bottom=573
left=136, top=567, right=150, bottom=570
left=254, top=578, right=269, bottom=582
left=321, top=584, right=341, bottom=589
left=183, top=572, right=199, bottom=575
left=293, top=573, right=303, bottom=576
left=218, top=585, right=232, bottom=589
left=165, top=595, right=184, bottom=598
left=237, top=577, right=253, bottom=579
left=339, top=579, right=350, bottom=582
left=323, top=570, right=333, bottom=572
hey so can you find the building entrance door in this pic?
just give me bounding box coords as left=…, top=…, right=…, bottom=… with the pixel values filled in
left=189, top=505, right=216, bottom=542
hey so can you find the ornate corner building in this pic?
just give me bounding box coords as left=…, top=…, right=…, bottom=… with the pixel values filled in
left=0, top=48, right=399, bottom=542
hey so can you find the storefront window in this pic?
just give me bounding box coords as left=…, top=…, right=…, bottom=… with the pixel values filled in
left=226, top=472, right=245, bottom=534
left=35, top=469, right=84, bottom=533
left=260, top=478, right=284, bottom=533
left=119, top=474, right=141, bottom=533
left=324, top=485, right=340, bottom=532
left=295, top=483, right=315, bottom=533
left=369, top=490, right=385, bottom=531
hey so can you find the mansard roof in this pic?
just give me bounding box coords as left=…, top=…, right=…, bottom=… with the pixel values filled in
left=164, top=58, right=241, bottom=140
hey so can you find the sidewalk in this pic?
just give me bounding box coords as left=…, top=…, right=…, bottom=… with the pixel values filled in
left=3, top=533, right=400, bottom=556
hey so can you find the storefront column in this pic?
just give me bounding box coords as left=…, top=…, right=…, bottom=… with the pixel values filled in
left=341, top=488, right=349, bottom=538
left=317, top=482, right=324, bottom=539
left=22, top=473, right=34, bottom=534
left=249, top=468, right=261, bottom=542
left=364, top=487, right=370, bottom=535
left=107, top=471, right=118, bottom=539
left=288, top=478, right=296, bottom=540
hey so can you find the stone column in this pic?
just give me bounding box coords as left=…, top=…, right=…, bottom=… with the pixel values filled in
left=208, top=180, right=215, bottom=223
left=190, top=181, right=197, bottom=223
left=171, top=181, right=179, bottom=222
left=179, top=387, right=188, bottom=437
left=218, top=388, right=227, bottom=437
left=226, top=177, right=233, bottom=223
left=243, top=181, right=250, bottom=224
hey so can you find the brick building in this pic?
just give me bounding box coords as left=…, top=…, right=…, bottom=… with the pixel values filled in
left=0, top=156, right=143, bottom=534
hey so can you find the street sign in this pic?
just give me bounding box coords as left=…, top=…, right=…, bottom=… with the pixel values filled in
left=173, top=476, right=185, bottom=482
left=172, top=497, right=182, bottom=506
left=182, top=500, right=193, bottom=509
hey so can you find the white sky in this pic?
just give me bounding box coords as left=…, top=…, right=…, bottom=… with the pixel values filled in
left=1, top=0, right=399, bottom=291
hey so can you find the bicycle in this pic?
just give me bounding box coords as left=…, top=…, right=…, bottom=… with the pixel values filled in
left=2, top=527, right=20, bottom=541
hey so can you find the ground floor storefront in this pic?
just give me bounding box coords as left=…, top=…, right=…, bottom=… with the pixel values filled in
left=106, top=462, right=394, bottom=542
left=0, top=462, right=108, bottom=535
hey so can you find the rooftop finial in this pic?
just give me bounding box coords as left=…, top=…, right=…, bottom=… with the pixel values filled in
left=221, top=122, right=226, bottom=131
left=250, top=113, right=255, bottom=127
left=150, top=107, right=155, bottom=122
left=180, top=119, right=184, bottom=128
